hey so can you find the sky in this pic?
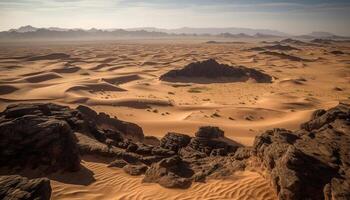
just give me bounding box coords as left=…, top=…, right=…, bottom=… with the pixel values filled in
left=0, top=0, right=350, bottom=35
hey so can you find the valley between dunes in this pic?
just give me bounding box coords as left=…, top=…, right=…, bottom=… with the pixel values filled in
left=0, top=39, right=349, bottom=199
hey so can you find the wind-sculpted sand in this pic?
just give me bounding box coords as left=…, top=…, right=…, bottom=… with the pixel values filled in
left=0, top=39, right=349, bottom=199
left=51, top=157, right=276, bottom=200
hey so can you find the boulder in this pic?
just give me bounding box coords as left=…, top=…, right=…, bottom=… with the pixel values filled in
left=143, top=156, right=193, bottom=189
left=123, top=164, right=148, bottom=176
left=0, top=114, right=80, bottom=172
left=0, top=175, right=51, bottom=200
left=253, top=103, right=350, bottom=200
left=108, top=159, right=128, bottom=168
left=160, top=132, right=191, bottom=151
left=195, top=126, right=224, bottom=139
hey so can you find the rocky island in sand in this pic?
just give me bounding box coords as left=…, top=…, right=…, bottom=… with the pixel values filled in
left=160, top=59, right=273, bottom=83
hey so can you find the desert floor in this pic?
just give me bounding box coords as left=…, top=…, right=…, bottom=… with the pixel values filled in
left=0, top=39, right=349, bottom=199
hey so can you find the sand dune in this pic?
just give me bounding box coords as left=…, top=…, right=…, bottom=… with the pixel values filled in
left=0, top=40, right=349, bottom=199
left=27, top=53, right=70, bottom=61
left=51, top=66, right=81, bottom=74
left=102, top=74, right=142, bottom=85
left=50, top=157, right=277, bottom=200
left=66, top=82, right=127, bottom=93
left=24, top=72, right=63, bottom=83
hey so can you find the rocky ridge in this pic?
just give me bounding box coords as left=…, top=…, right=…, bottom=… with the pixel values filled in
left=160, top=59, right=273, bottom=83
left=0, top=102, right=349, bottom=200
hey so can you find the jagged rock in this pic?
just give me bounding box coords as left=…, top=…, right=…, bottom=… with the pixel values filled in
left=262, top=44, right=299, bottom=51
left=253, top=103, right=350, bottom=200
left=195, top=126, right=224, bottom=138
left=160, top=132, right=191, bottom=151
left=141, top=155, right=165, bottom=165
left=77, top=105, right=144, bottom=142
left=0, top=114, right=80, bottom=172
left=143, top=156, right=193, bottom=188
left=151, top=146, right=176, bottom=157
left=0, top=103, right=148, bottom=170
left=189, top=137, right=236, bottom=156
left=160, top=59, right=272, bottom=83
left=0, top=175, right=51, bottom=200
left=233, top=147, right=252, bottom=160
left=108, top=159, right=128, bottom=168
left=123, top=164, right=148, bottom=176
left=261, top=51, right=309, bottom=62
left=134, top=143, right=153, bottom=155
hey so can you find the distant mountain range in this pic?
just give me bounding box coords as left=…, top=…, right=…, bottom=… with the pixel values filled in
left=124, top=27, right=289, bottom=36
left=0, top=25, right=349, bottom=41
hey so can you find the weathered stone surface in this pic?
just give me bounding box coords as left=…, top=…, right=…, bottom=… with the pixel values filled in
left=108, top=159, right=128, bottom=168
left=160, top=132, right=191, bottom=151
left=0, top=114, right=80, bottom=172
left=195, top=126, right=224, bottom=139
left=253, top=103, right=350, bottom=200
left=2, top=102, right=348, bottom=197
left=123, top=164, right=148, bottom=176
left=0, top=103, right=146, bottom=168
left=77, top=105, right=144, bottom=142
left=143, top=156, right=193, bottom=189
left=0, top=175, right=51, bottom=200
left=160, top=59, right=272, bottom=83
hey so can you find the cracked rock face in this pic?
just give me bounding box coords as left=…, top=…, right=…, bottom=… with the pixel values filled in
left=0, top=102, right=349, bottom=200
left=253, top=103, right=350, bottom=200
left=0, top=104, right=81, bottom=172
left=0, top=175, right=51, bottom=200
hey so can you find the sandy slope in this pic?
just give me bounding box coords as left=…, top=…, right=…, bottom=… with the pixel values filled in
left=50, top=156, right=276, bottom=200
left=0, top=40, right=349, bottom=199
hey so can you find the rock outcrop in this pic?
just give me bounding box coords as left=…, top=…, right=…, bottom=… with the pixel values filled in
left=0, top=104, right=80, bottom=172
left=160, top=59, right=272, bottom=83
left=0, top=175, right=51, bottom=200
left=253, top=103, right=350, bottom=200
left=0, top=103, right=145, bottom=169
left=1, top=102, right=349, bottom=200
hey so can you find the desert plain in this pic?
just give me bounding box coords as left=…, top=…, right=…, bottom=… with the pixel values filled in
left=0, top=38, right=349, bottom=200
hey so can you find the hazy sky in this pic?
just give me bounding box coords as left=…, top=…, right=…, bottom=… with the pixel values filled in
left=0, top=0, right=350, bottom=35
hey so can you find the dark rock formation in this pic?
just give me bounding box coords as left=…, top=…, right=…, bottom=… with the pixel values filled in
left=0, top=103, right=145, bottom=168
left=160, top=59, right=272, bottom=83
left=77, top=105, right=144, bottom=142
left=108, top=159, right=128, bottom=168
left=123, top=164, right=148, bottom=176
left=261, top=51, right=310, bottom=62
left=253, top=103, right=350, bottom=200
left=250, top=44, right=299, bottom=51
left=0, top=104, right=80, bottom=172
left=195, top=126, right=224, bottom=138
left=279, top=38, right=310, bottom=46
left=0, top=175, right=51, bottom=200
left=1, top=102, right=349, bottom=199
left=143, top=156, right=193, bottom=189
left=311, top=39, right=334, bottom=44
left=330, top=50, right=345, bottom=55
left=160, top=132, right=191, bottom=151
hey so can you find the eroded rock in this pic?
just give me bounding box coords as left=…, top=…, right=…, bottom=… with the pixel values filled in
left=253, top=103, right=350, bottom=200
left=0, top=175, right=51, bottom=200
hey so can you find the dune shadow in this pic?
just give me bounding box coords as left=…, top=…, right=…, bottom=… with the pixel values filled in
left=0, top=164, right=96, bottom=186
left=47, top=164, right=96, bottom=186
